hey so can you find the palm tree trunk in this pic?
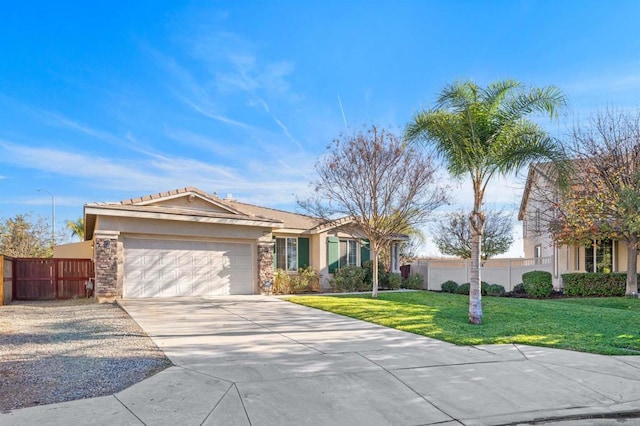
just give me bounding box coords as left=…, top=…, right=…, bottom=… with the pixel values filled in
left=371, top=240, right=379, bottom=298
left=469, top=209, right=485, bottom=325
left=626, top=236, right=639, bottom=295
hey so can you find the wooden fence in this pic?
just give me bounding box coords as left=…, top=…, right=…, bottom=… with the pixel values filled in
left=1, top=255, right=13, bottom=305
left=12, top=258, right=94, bottom=300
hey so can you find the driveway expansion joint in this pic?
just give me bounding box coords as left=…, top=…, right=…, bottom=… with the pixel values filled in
left=113, top=394, right=147, bottom=426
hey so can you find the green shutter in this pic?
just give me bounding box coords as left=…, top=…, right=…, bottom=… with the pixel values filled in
left=327, top=236, right=339, bottom=273
left=298, top=237, right=310, bottom=269
left=360, top=239, right=370, bottom=265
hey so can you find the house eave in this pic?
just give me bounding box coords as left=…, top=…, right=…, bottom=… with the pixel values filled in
left=84, top=205, right=283, bottom=240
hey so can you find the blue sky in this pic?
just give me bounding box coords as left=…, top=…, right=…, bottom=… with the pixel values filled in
left=1, top=1, right=640, bottom=254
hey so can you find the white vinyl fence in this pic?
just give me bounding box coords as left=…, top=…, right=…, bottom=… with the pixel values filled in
left=408, top=257, right=554, bottom=292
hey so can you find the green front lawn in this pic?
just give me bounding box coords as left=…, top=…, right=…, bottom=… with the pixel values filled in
left=287, top=291, right=640, bottom=355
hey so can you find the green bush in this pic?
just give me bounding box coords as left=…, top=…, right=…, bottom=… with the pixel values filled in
left=522, top=270, right=553, bottom=298
left=387, top=273, right=402, bottom=289
left=486, top=284, right=505, bottom=297
left=330, top=265, right=368, bottom=292
left=457, top=282, right=489, bottom=296
left=441, top=280, right=459, bottom=293
left=292, top=267, right=320, bottom=293
left=273, top=267, right=321, bottom=294
left=512, top=283, right=526, bottom=295
left=363, top=260, right=388, bottom=288
left=403, top=273, right=424, bottom=290
left=562, top=273, right=628, bottom=297
left=456, top=282, right=470, bottom=295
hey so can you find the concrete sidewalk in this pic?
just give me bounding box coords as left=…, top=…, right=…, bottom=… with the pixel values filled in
left=2, top=296, right=639, bottom=425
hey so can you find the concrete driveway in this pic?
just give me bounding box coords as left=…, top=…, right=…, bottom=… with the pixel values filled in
left=3, top=296, right=640, bottom=425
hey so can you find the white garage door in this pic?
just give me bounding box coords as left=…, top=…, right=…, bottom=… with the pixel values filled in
left=124, top=238, right=254, bottom=298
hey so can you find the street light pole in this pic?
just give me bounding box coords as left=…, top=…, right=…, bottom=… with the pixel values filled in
left=36, top=189, right=55, bottom=249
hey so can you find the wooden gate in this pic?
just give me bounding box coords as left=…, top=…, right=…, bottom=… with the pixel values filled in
left=13, top=258, right=94, bottom=300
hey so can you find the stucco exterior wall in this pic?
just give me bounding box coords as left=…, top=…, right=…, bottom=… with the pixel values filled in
left=147, top=196, right=231, bottom=212
left=96, top=215, right=269, bottom=240
left=53, top=241, right=93, bottom=259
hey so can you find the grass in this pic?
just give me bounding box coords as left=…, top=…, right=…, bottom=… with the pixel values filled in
left=287, top=291, right=640, bottom=355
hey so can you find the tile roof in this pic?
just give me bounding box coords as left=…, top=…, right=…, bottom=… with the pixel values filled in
left=86, top=187, right=325, bottom=230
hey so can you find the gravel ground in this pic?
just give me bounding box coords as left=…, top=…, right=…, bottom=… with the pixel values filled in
left=0, top=299, right=172, bottom=411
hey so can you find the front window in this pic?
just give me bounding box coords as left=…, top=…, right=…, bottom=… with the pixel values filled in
left=585, top=240, right=613, bottom=273
left=534, top=245, right=542, bottom=258
left=339, top=239, right=358, bottom=267
left=275, top=237, right=298, bottom=271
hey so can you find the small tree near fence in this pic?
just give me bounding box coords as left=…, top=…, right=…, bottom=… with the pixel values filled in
left=432, top=209, right=514, bottom=260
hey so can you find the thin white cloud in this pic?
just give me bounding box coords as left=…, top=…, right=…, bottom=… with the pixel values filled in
left=17, top=195, right=91, bottom=208
left=43, top=112, right=122, bottom=144
left=0, top=139, right=317, bottom=207
left=40, top=110, right=161, bottom=157
left=163, top=127, right=234, bottom=157
left=564, top=67, right=640, bottom=96
left=145, top=46, right=251, bottom=128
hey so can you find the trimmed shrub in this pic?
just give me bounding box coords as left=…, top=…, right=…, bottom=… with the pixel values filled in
left=363, top=260, right=388, bottom=288
left=456, top=283, right=470, bottom=295
left=441, top=280, right=459, bottom=293
left=486, top=284, right=505, bottom=297
left=457, top=282, right=490, bottom=296
left=562, top=273, right=628, bottom=297
left=292, top=267, right=320, bottom=293
left=330, top=265, right=368, bottom=292
left=273, top=267, right=321, bottom=294
left=522, top=270, right=553, bottom=298
left=403, top=273, right=424, bottom=290
left=512, top=283, right=526, bottom=295
left=387, top=272, right=402, bottom=290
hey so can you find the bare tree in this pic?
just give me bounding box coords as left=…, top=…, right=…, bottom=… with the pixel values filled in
left=433, top=209, right=514, bottom=260
left=0, top=214, right=53, bottom=257
left=300, top=125, right=448, bottom=297
left=399, top=234, right=424, bottom=265
left=553, top=109, right=640, bottom=295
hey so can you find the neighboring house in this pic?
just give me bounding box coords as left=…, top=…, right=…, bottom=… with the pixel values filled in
left=82, top=187, right=403, bottom=299
left=518, top=164, right=637, bottom=288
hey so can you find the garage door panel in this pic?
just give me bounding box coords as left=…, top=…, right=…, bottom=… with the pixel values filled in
left=124, top=239, right=254, bottom=298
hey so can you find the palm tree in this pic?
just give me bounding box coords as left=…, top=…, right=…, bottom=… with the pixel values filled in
left=66, top=217, right=85, bottom=241
left=405, top=79, right=567, bottom=324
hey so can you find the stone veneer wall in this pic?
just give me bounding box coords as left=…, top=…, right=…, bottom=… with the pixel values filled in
left=257, top=241, right=274, bottom=294
left=94, top=236, right=120, bottom=298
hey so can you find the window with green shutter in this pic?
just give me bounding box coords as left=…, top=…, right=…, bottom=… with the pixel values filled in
left=298, top=237, right=310, bottom=268
left=275, top=237, right=298, bottom=272
left=360, top=239, right=370, bottom=265
left=327, top=236, right=339, bottom=273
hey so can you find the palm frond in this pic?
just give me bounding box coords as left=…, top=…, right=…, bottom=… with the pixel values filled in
left=492, top=121, right=567, bottom=175
left=436, top=80, right=478, bottom=111
left=481, top=79, right=520, bottom=115
left=497, top=85, right=567, bottom=125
